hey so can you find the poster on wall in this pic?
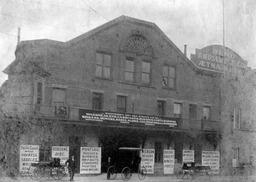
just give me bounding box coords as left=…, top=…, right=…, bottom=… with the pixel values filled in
left=52, top=146, right=69, bottom=164
left=182, top=150, right=194, bottom=163
left=140, top=149, right=155, bottom=174
left=80, top=147, right=101, bottom=174
left=202, top=151, right=220, bottom=174
left=163, top=149, right=175, bottom=174
left=19, top=145, right=39, bottom=174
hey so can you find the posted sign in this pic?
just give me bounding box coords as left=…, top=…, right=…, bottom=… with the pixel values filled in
left=163, top=149, right=175, bottom=174
left=52, top=146, right=69, bottom=164
left=19, top=145, right=39, bottom=174
left=80, top=147, right=101, bottom=174
left=202, top=151, right=220, bottom=174
left=141, top=149, right=155, bottom=174
left=183, top=150, right=194, bottom=163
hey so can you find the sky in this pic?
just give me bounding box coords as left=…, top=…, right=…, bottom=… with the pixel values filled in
left=0, top=0, right=255, bottom=85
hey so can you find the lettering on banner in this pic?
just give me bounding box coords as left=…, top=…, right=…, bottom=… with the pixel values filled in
left=163, top=150, right=175, bottom=174
left=19, top=145, right=39, bottom=175
left=183, top=150, right=194, bottom=163
left=80, top=147, right=101, bottom=174
left=52, top=146, right=69, bottom=164
left=140, top=149, right=155, bottom=174
left=202, top=151, right=220, bottom=174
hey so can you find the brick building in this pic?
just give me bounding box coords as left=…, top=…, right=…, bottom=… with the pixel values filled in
left=1, top=16, right=222, bottom=175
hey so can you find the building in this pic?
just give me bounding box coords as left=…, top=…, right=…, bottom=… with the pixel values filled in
left=191, top=45, right=256, bottom=175
left=1, top=16, right=222, bottom=175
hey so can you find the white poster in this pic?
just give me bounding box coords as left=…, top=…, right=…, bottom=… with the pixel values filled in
left=80, top=147, right=101, bottom=174
left=19, top=145, right=39, bottom=174
left=183, top=150, right=194, bottom=163
left=202, top=151, right=220, bottom=174
left=163, top=149, right=175, bottom=174
left=52, top=146, right=69, bottom=164
left=140, top=149, right=155, bottom=174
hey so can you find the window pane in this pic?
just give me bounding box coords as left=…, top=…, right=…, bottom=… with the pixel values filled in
left=125, top=60, right=134, bottom=72
left=92, top=93, right=103, bottom=110
left=96, top=66, right=102, bottom=77
left=163, top=66, right=168, bottom=77
left=96, top=53, right=103, bottom=65
left=52, top=88, right=66, bottom=103
left=142, top=73, right=150, bottom=83
left=36, top=82, right=43, bottom=104
left=169, top=66, right=175, bottom=78
left=157, top=101, right=165, bottom=116
left=142, top=62, right=150, bottom=73
left=104, top=54, right=111, bottom=66
left=117, top=96, right=126, bottom=113
left=125, top=72, right=134, bottom=81
left=103, top=67, right=110, bottom=78
left=203, top=107, right=210, bottom=120
left=189, top=104, right=197, bottom=120
left=168, top=78, right=175, bottom=88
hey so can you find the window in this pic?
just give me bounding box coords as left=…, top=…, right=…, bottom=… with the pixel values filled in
left=174, top=103, right=182, bottom=116
left=52, top=88, right=67, bottom=117
left=157, top=100, right=166, bottom=116
left=36, top=82, right=43, bottom=104
left=117, top=95, right=127, bottom=113
left=124, top=58, right=135, bottom=82
left=202, top=106, right=211, bottom=120
left=92, top=92, right=103, bottom=110
left=233, top=107, right=241, bottom=129
left=95, top=52, right=111, bottom=79
left=162, top=66, right=175, bottom=88
left=155, top=142, right=163, bottom=163
left=141, top=61, right=151, bottom=84
left=189, top=104, right=197, bottom=120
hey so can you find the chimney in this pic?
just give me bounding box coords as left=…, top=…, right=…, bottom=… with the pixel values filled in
left=184, top=44, right=187, bottom=57
left=17, top=27, right=20, bottom=45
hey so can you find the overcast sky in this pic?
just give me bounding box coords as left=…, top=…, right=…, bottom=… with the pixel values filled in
left=0, top=0, right=255, bottom=85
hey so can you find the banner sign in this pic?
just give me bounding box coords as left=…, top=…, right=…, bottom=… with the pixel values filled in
left=191, top=45, right=247, bottom=73
left=163, top=149, right=175, bottom=174
left=52, top=146, right=69, bottom=164
left=183, top=150, right=194, bottom=163
left=80, top=147, right=101, bottom=174
left=19, top=145, right=39, bottom=174
left=79, top=109, right=177, bottom=127
left=140, top=149, right=155, bottom=174
left=202, top=151, right=220, bottom=174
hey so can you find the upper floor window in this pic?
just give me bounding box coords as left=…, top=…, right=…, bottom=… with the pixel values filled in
left=95, top=52, right=111, bottom=79
left=157, top=100, right=166, bottom=116
left=233, top=107, right=241, bottom=129
left=124, top=58, right=135, bottom=82
left=52, top=88, right=66, bottom=104
left=92, top=92, right=103, bottom=110
left=174, top=102, right=182, bottom=116
left=189, top=104, right=197, bottom=120
left=162, top=65, right=175, bottom=88
left=142, top=61, right=151, bottom=84
left=36, top=82, right=43, bottom=104
left=202, top=106, right=211, bottom=120
left=117, top=95, right=127, bottom=113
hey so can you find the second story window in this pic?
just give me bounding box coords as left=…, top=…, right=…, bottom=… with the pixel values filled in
left=157, top=100, right=166, bottom=116
left=124, top=58, right=135, bottom=82
left=189, top=104, right=197, bottom=120
left=141, top=61, right=151, bottom=84
left=36, top=82, right=43, bottom=104
left=92, top=92, right=103, bottom=110
left=117, top=95, right=127, bottom=113
left=96, top=52, right=111, bottom=79
left=202, top=106, right=211, bottom=120
left=162, top=65, right=175, bottom=88
left=233, top=107, right=241, bottom=129
left=174, top=103, right=182, bottom=117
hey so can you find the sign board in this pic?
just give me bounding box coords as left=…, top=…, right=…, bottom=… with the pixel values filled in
left=52, top=146, right=69, bottom=164
left=183, top=150, right=194, bottom=163
left=80, top=147, right=101, bottom=174
left=202, top=151, right=220, bottom=174
left=140, top=149, right=155, bottom=174
left=191, top=45, right=247, bottom=73
left=79, top=109, right=177, bottom=127
left=163, top=149, right=175, bottom=174
left=19, top=145, right=39, bottom=175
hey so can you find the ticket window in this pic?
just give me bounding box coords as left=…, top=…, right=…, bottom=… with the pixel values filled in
left=155, top=142, right=163, bottom=163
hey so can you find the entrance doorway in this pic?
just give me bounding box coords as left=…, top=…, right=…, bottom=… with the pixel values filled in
left=69, top=136, right=82, bottom=173
left=99, top=128, right=142, bottom=172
